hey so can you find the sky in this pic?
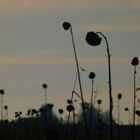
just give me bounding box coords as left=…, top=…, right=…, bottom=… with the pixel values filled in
left=0, top=0, right=140, bottom=124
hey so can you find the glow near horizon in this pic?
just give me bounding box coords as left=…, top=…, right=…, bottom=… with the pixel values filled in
left=0, top=0, right=140, bottom=124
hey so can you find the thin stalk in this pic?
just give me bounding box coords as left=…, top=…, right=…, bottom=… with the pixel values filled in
left=67, top=90, right=88, bottom=128
left=98, top=104, right=101, bottom=140
left=117, top=99, right=120, bottom=140
left=89, top=79, right=94, bottom=138
left=137, top=116, right=139, bottom=125
left=1, top=94, right=3, bottom=120
left=73, top=105, right=76, bottom=140
left=133, top=66, right=136, bottom=126
left=67, top=72, right=77, bottom=127
left=132, top=66, right=136, bottom=140
left=90, top=79, right=94, bottom=108
left=97, top=32, right=113, bottom=140
left=44, top=88, right=47, bottom=105
left=70, top=27, right=89, bottom=140
left=93, top=91, right=97, bottom=107
left=67, top=91, right=74, bottom=126
left=73, top=91, right=88, bottom=103
left=128, top=110, right=132, bottom=125
left=118, top=99, right=120, bottom=125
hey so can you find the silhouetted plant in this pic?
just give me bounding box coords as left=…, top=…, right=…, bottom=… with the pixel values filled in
left=31, top=109, right=38, bottom=117
left=58, top=108, right=64, bottom=124
left=15, top=111, right=22, bottom=119
left=42, top=83, right=48, bottom=104
left=135, top=110, right=140, bottom=125
left=4, top=105, right=8, bottom=110
left=97, top=99, right=102, bottom=121
left=42, top=83, right=47, bottom=89
left=89, top=72, right=96, bottom=80
left=4, top=105, right=8, bottom=121
left=0, top=89, right=5, bottom=95
left=67, top=99, right=72, bottom=104
left=78, top=102, right=113, bottom=129
left=136, top=87, right=140, bottom=91
left=117, top=93, right=122, bottom=140
left=125, top=107, right=129, bottom=111
left=66, top=98, right=73, bottom=127
left=47, top=103, right=54, bottom=110
left=117, top=93, right=122, bottom=124
left=86, top=32, right=101, bottom=46
left=97, top=100, right=102, bottom=115
left=97, top=99, right=102, bottom=105
left=86, top=31, right=113, bottom=140
left=66, top=104, right=75, bottom=126
left=117, top=93, right=122, bottom=100
left=131, top=57, right=139, bottom=66
left=39, top=103, right=56, bottom=120
left=39, top=107, right=43, bottom=115
left=89, top=72, right=96, bottom=118
left=66, top=103, right=76, bottom=140
left=124, top=107, right=131, bottom=124
left=131, top=57, right=139, bottom=140
left=63, top=21, right=89, bottom=140
left=67, top=105, right=74, bottom=112
left=63, top=22, right=71, bottom=30
left=135, top=110, right=140, bottom=116
left=27, top=108, right=31, bottom=117
left=0, top=89, right=5, bottom=120
left=58, top=109, right=64, bottom=115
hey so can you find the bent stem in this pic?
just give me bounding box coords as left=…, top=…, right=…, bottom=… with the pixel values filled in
left=97, top=32, right=113, bottom=140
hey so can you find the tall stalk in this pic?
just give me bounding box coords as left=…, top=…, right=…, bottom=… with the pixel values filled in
left=63, top=22, right=89, bottom=140
left=131, top=57, right=139, bottom=140
left=0, top=89, right=5, bottom=121
left=86, top=31, right=113, bottom=140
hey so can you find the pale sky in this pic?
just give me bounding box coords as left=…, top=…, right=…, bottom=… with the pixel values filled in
left=0, top=0, right=140, bottom=124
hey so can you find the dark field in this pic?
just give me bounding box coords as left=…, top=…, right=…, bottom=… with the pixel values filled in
left=0, top=104, right=140, bottom=140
